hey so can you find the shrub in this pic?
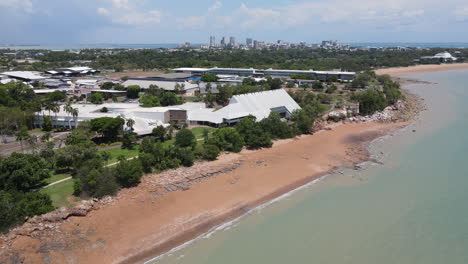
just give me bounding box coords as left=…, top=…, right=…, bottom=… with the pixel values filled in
left=175, top=129, right=196, bottom=149
left=202, top=144, right=220, bottom=161
left=114, top=159, right=144, bottom=188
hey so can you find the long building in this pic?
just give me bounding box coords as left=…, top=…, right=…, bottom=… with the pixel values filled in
left=173, top=67, right=356, bottom=81
left=36, top=89, right=301, bottom=134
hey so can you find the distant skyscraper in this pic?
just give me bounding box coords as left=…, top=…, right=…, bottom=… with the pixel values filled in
left=210, top=36, right=216, bottom=47
left=221, top=37, right=226, bottom=47
left=246, top=38, right=253, bottom=47
left=229, top=36, right=236, bottom=46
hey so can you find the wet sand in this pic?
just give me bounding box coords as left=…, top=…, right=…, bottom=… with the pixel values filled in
left=0, top=122, right=407, bottom=264
left=375, top=63, right=468, bottom=77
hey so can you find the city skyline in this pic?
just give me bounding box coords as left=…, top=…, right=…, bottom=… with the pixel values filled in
left=1, top=0, right=468, bottom=44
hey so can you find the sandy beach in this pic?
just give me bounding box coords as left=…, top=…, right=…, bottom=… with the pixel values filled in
left=375, top=63, right=468, bottom=77
left=0, top=121, right=407, bottom=264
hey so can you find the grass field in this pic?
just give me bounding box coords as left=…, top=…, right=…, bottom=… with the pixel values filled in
left=45, top=174, right=71, bottom=184
left=99, top=146, right=140, bottom=164
left=191, top=127, right=216, bottom=140
left=41, top=178, right=78, bottom=208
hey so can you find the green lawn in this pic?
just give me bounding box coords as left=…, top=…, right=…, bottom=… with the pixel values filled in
left=45, top=174, right=71, bottom=184
left=41, top=178, right=78, bottom=208
left=99, top=146, right=140, bottom=164
left=190, top=127, right=216, bottom=140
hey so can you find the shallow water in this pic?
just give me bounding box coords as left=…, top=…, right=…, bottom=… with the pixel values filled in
left=152, top=69, right=468, bottom=264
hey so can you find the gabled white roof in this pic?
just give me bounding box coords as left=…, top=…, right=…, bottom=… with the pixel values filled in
left=1, top=71, right=46, bottom=81
left=216, top=89, right=301, bottom=121
left=188, top=89, right=301, bottom=124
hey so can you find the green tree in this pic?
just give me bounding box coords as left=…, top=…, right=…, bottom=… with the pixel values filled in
left=122, top=132, right=137, bottom=150
left=201, top=74, right=219, bottom=82
left=126, top=85, right=141, bottom=99
left=351, top=89, right=388, bottom=115
left=0, top=153, right=51, bottom=192
left=90, top=117, right=125, bottom=142
left=152, top=126, right=167, bottom=141
left=259, top=112, right=294, bottom=139
left=235, top=117, right=272, bottom=149
left=101, top=82, right=115, bottom=90
left=175, top=129, right=196, bottom=149
left=201, top=144, right=220, bottom=161
left=208, top=127, right=244, bottom=152
left=114, top=159, right=144, bottom=188
left=42, top=115, right=53, bottom=132
left=140, top=95, right=161, bottom=107
left=312, top=81, right=324, bottom=90
left=89, top=92, right=104, bottom=104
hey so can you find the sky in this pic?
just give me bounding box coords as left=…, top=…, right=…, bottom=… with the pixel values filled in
left=1, top=0, right=468, bottom=44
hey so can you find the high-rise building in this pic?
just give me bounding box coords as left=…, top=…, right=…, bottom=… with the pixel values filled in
left=246, top=38, right=253, bottom=47
left=221, top=37, right=226, bottom=47
left=229, top=36, right=236, bottom=46
left=209, top=36, right=216, bottom=47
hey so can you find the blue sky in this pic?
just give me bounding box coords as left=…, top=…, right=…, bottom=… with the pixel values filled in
left=1, top=0, right=468, bottom=44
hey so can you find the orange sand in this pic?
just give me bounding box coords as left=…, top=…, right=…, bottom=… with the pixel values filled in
left=375, top=63, right=468, bottom=77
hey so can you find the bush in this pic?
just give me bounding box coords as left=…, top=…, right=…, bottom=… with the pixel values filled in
left=89, top=93, right=104, bottom=104
left=176, top=147, right=195, bottom=167
left=42, top=116, right=53, bottom=132
left=0, top=153, right=51, bottom=192
left=259, top=112, right=294, bottom=139
left=122, top=132, right=137, bottom=150
left=202, top=144, right=220, bottom=161
left=114, top=159, right=144, bottom=188
left=201, top=74, right=219, bottom=82
left=90, top=117, right=125, bottom=142
left=208, top=127, right=245, bottom=152
left=175, top=129, right=196, bottom=149
left=351, top=89, right=388, bottom=115
left=235, top=117, right=272, bottom=149
left=126, top=85, right=141, bottom=99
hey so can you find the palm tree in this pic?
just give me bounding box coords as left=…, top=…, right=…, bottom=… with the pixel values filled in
left=51, top=104, right=60, bottom=129
left=126, top=118, right=135, bottom=132
left=71, top=108, right=79, bottom=129
left=63, top=102, right=73, bottom=129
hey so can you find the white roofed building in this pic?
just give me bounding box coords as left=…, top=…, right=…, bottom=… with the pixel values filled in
left=421, top=52, right=457, bottom=62
left=1, top=71, right=46, bottom=82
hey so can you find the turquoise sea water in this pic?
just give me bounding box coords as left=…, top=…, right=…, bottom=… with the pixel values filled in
left=153, top=70, right=468, bottom=264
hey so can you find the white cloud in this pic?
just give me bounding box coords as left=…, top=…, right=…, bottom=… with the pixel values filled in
left=175, top=1, right=224, bottom=29
left=97, top=7, right=110, bottom=16
left=212, top=0, right=435, bottom=30
left=0, top=0, right=33, bottom=13
left=208, top=1, right=222, bottom=13
left=97, top=0, right=162, bottom=25
left=454, top=6, right=468, bottom=20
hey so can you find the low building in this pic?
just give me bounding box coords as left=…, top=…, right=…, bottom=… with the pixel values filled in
left=35, top=89, right=301, bottom=133
left=47, top=67, right=100, bottom=77
left=421, top=52, right=457, bottom=63
left=173, top=67, right=356, bottom=81
left=122, top=79, right=199, bottom=95
left=189, top=89, right=301, bottom=126
left=35, top=103, right=189, bottom=135
left=1, top=71, right=46, bottom=82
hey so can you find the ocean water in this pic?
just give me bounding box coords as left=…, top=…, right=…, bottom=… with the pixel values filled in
left=152, top=69, right=468, bottom=264
left=0, top=44, right=180, bottom=50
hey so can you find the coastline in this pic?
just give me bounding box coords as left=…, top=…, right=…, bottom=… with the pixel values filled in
left=375, top=63, right=468, bottom=77
left=0, top=68, right=429, bottom=264
left=0, top=122, right=409, bottom=264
